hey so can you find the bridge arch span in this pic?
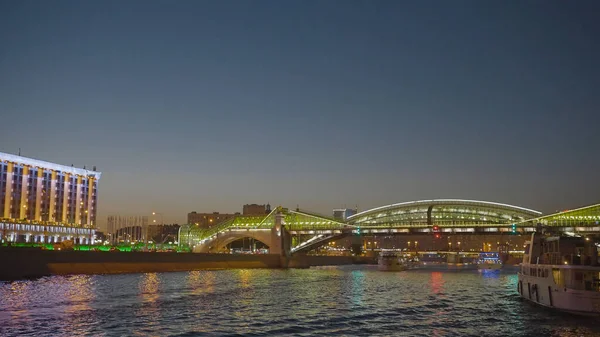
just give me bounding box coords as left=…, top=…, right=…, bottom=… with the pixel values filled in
left=192, top=230, right=272, bottom=253
left=347, top=199, right=541, bottom=228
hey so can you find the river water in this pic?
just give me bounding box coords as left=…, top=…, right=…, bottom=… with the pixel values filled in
left=0, top=266, right=598, bottom=337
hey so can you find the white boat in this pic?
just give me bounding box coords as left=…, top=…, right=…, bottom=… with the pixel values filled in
left=518, top=232, right=600, bottom=315
left=378, top=251, right=407, bottom=271
left=477, top=252, right=503, bottom=270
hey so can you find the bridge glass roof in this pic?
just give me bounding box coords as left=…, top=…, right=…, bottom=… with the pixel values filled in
left=347, top=199, right=541, bottom=228
left=517, top=203, right=600, bottom=227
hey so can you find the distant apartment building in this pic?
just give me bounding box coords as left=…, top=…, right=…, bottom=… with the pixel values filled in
left=187, top=211, right=239, bottom=228
left=148, top=224, right=180, bottom=243
left=0, top=152, right=101, bottom=243
left=188, top=203, right=271, bottom=228
left=243, top=203, right=271, bottom=215
left=333, top=208, right=357, bottom=222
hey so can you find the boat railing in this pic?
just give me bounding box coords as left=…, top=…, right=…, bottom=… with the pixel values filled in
left=539, top=252, right=562, bottom=265
left=539, top=252, right=596, bottom=266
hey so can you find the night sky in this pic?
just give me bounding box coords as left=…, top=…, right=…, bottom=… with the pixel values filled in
left=1, top=1, right=599, bottom=228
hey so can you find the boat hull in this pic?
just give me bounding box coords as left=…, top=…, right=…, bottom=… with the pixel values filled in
left=518, top=270, right=600, bottom=315
left=378, top=264, right=407, bottom=272
left=478, top=263, right=503, bottom=270
left=378, top=255, right=407, bottom=271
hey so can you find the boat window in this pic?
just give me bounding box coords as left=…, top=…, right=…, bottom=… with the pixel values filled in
left=552, top=268, right=563, bottom=287
left=594, top=272, right=600, bottom=292
left=582, top=272, right=600, bottom=291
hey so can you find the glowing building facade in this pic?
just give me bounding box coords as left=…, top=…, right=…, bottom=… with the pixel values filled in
left=0, top=152, right=101, bottom=244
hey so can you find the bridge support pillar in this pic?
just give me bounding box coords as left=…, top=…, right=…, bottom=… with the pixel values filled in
left=271, top=211, right=291, bottom=267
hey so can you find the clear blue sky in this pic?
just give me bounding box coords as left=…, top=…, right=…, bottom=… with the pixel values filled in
left=1, top=0, right=599, bottom=227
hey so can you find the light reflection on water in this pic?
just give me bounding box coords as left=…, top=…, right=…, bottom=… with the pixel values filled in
left=187, top=270, right=215, bottom=296
left=1, top=266, right=600, bottom=337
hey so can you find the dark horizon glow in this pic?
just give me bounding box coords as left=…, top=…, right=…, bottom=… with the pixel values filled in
left=1, top=1, right=599, bottom=228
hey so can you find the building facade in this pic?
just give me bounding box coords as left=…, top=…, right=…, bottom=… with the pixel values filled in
left=188, top=204, right=271, bottom=228
left=187, top=211, right=239, bottom=229
left=243, top=203, right=271, bottom=215
left=333, top=208, right=357, bottom=222
left=148, top=224, right=180, bottom=244
left=0, top=152, right=101, bottom=244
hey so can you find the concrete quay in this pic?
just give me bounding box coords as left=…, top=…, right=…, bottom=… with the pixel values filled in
left=0, top=248, right=375, bottom=280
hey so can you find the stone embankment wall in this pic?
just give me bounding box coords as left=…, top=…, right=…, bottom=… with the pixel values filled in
left=0, top=248, right=375, bottom=280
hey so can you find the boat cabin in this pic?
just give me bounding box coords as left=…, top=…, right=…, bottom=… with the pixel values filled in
left=523, top=234, right=600, bottom=292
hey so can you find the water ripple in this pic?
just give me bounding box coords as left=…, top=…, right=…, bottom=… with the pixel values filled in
left=1, top=267, right=600, bottom=336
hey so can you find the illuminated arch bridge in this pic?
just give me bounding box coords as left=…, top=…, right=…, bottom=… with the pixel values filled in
left=179, top=207, right=352, bottom=254
left=347, top=199, right=542, bottom=234
left=179, top=199, right=546, bottom=254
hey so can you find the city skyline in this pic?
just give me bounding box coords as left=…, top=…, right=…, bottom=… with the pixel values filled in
left=1, top=1, right=599, bottom=227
